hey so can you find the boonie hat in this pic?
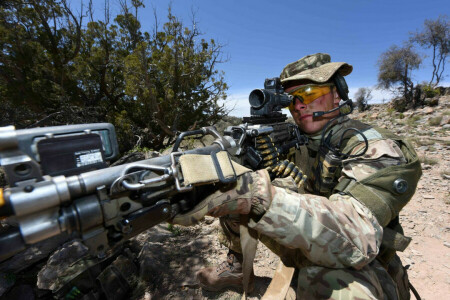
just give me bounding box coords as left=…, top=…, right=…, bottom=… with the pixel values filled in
left=280, top=53, right=352, bottom=84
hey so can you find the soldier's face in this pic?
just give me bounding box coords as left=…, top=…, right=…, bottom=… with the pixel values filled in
left=287, top=87, right=340, bottom=134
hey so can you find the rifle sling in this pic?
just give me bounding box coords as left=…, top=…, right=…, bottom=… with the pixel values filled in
left=239, top=215, right=295, bottom=300
left=240, top=215, right=259, bottom=300
left=261, top=261, right=295, bottom=300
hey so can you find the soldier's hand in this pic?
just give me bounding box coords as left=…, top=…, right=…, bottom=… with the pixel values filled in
left=271, top=159, right=307, bottom=188
left=170, top=170, right=274, bottom=226
left=255, top=135, right=279, bottom=169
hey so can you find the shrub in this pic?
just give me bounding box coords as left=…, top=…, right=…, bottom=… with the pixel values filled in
left=422, top=84, right=440, bottom=98
left=354, top=87, right=372, bottom=111
left=419, top=155, right=438, bottom=165
left=428, top=116, right=443, bottom=126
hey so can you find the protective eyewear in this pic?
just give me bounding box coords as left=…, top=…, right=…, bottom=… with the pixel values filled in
left=288, top=84, right=334, bottom=109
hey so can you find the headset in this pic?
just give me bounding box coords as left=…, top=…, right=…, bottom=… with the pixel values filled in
left=313, top=73, right=353, bottom=118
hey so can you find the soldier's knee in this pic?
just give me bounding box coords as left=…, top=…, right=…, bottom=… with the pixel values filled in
left=297, top=266, right=388, bottom=300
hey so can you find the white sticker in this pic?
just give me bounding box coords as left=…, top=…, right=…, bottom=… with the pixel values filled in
left=75, top=149, right=103, bottom=167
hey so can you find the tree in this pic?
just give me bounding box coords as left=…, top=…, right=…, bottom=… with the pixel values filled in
left=122, top=10, right=228, bottom=149
left=377, top=44, right=422, bottom=109
left=410, top=15, right=449, bottom=86
left=0, top=1, right=229, bottom=152
left=354, top=87, right=372, bottom=111
left=0, top=0, right=86, bottom=126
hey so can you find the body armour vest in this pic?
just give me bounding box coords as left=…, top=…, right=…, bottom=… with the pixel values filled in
left=289, top=117, right=422, bottom=265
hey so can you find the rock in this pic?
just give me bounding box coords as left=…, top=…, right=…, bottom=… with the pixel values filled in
left=422, top=195, right=435, bottom=199
left=370, top=113, right=379, bottom=119
left=440, top=115, right=450, bottom=125
left=204, top=216, right=215, bottom=225
left=145, top=150, right=161, bottom=158
left=417, top=146, right=429, bottom=151
left=37, top=240, right=89, bottom=291
left=421, top=164, right=432, bottom=170
left=424, top=107, right=434, bottom=114
left=424, top=97, right=439, bottom=107
left=443, top=124, right=450, bottom=130
left=444, top=242, right=450, bottom=248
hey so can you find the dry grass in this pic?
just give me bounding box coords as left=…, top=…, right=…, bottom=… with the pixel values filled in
left=419, top=155, right=438, bottom=165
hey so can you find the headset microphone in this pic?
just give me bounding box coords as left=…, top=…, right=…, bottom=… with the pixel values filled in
left=313, top=106, right=340, bottom=117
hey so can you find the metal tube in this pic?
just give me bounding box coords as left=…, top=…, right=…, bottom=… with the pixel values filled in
left=8, top=181, right=63, bottom=217
left=19, top=207, right=61, bottom=244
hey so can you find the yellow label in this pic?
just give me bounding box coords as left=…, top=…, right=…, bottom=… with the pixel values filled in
left=0, top=188, right=3, bottom=207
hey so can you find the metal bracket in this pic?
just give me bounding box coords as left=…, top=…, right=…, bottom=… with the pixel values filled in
left=170, top=152, right=193, bottom=192
left=210, top=150, right=237, bottom=184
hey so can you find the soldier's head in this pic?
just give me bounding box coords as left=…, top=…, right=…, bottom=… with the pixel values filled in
left=280, top=53, right=352, bottom=134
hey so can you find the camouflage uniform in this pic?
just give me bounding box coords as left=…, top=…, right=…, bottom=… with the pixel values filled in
left=218, top=116, right=419, bottom=299
left=214, top=53, right=421, bottom=299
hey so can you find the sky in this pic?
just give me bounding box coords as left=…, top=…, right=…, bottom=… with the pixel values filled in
left=75, top=0, right=449, bottom=116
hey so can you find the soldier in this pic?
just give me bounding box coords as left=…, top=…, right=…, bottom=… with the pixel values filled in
left=172, top=53, right=422, bottom=299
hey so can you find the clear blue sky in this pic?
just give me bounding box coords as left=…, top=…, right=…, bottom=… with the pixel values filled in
left=76, top=0, right=449, bottom=116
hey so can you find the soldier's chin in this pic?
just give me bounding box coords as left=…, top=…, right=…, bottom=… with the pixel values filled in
left=298, top=123, right=324, bottom=135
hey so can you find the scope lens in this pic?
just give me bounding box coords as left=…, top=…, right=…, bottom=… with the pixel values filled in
left=249, top=90, right=266, bottom=109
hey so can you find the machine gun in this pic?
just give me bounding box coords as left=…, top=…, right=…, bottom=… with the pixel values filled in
left=0, top=77, right=307, bottom=266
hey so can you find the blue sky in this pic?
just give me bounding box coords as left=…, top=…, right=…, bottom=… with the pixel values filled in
left=76, top=0, right=449, bottom=116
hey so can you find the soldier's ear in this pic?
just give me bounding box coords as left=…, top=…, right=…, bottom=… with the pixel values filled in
left=333, top=89, right=340, bottom=106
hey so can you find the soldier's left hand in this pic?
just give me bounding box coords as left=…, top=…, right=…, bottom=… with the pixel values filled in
left=170, top=170, right=274, bottom=226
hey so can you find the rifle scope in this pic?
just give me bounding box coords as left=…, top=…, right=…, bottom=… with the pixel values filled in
left=248, top=77, right=292, bottom=116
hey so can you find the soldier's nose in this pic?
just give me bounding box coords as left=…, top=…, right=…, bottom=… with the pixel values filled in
left=294, top=100, right=307, bottom=111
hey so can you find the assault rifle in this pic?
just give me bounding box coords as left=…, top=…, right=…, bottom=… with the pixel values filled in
left=0, top=77, right=306, bottom=265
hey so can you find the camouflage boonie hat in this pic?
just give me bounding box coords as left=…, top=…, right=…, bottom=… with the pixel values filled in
left=280, top=53, right=353, bottom=85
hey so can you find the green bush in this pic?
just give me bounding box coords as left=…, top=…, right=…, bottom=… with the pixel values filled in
left=422, top=84, right=440, bottom=98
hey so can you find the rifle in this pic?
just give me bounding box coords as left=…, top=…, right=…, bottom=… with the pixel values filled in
left=0, top=77, right=307, bottom=264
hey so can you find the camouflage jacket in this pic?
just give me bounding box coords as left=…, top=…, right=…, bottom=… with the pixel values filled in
left=247, top=117, right=420, bottom=269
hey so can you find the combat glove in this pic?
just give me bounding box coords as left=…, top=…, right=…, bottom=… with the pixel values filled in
left=171, top=169, right=274, bottom=226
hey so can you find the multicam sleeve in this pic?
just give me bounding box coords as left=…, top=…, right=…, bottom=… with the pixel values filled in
left=248, top=188, right=383, bottom=269
left=248, top=138, right=410, bottom=269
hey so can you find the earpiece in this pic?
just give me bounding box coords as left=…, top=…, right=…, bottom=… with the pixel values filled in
left=332, top=73, right=349, bottom=101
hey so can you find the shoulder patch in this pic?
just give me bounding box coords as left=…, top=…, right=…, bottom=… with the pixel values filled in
left=357, top=128, right=382, bottom=141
